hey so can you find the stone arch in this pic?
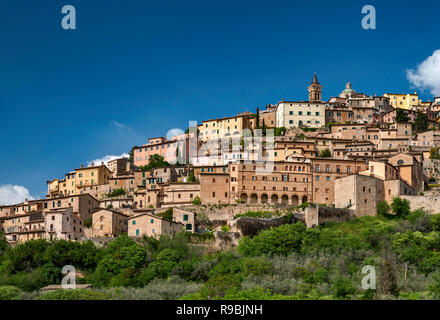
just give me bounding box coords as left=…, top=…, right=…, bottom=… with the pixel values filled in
left=261, top=194, right=268, bottom=204
left=292, top=195, right=299, bottom=206
left=250, top=193, right=258, bottom=204
left=281, top=195, right=289, bottom=205
left=271, top=194, right=279, bottom=204
left=240, top=193, right=248, bottom=204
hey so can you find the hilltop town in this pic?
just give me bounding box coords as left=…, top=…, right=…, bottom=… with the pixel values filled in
left=2, top=73, right=440, bottom=245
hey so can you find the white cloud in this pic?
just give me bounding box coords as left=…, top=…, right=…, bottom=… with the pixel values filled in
left=0, top=185, right=34, bottom=205
left=407, top=49, right=440, bottom=97
left=87, top=153, right=129, bottom=167
left=110, top=120, right=132, bottom=133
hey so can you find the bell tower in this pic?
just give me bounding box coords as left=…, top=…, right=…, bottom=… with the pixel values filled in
left=308, top=73, right=322, bottom=102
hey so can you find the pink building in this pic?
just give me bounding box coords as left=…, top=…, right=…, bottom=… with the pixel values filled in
left=134, top=135, right=199, bottom=167
left=381, top=108, right=416, bottom=124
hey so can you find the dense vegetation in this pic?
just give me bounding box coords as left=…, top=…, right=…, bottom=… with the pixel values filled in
left=2, top=204, right=440, bottom=300
left=107, top=188, right=126, bottom=198
left=139, top=155, right=170, bottom=171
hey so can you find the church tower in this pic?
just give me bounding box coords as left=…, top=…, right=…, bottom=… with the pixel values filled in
left=308, top=73, right=322, bottom=102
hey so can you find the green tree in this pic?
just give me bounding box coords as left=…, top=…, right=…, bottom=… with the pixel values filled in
left=395, top=109, right=409, bottom=122
left=413, top=110, right=428, bottom=133
left=0, top=286, right=22, bottom=300
left=256, top=106, right=260, bottom=128
left=429, top=273, right=440, bottom=298
left=83, top=218, right=92, bottom=228
left=141, top=155, right=170, bottom=171
left=331, top=277, right=355, bottom=299
left=159, top=208, right=173, bottom=221
left=128, top=146, right=138, bottom=163
left=430, top=147, right=440, bottom=160
left=107, top=188, right=126, bottom=198
left=391, top=197, right=410, bottom=217
left=319, top=148, right=331, bottom=157
left=274, top=127, right=286, bottom=136
left=377, top=200, right=390, bottom=216
left=191, top=196, right=201, bottom=205
left=238, top=222, right=306, bottom=256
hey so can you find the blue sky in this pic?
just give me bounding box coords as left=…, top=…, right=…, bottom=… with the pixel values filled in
left=0, top=0, right=439, bottom=202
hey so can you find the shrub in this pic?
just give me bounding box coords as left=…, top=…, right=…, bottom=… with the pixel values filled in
left=36, top=289, right=111, bottom=300
left=242, top=257, right=273, bottom=276
left=83, top=218, right=92, bottom=228
left=429, top=273, right=440, bottom=298
left=221, top=225, right=230, bottom=232
left=101, top=277, right=201, bottom=300
left=234, top=211, right=277, bottom=219
left=377, top=201, right=390, bottom=216
left=107, top=188, right=126, bottom=198
left=238, top=222, right=306, bottom=256
left=220, top=287, right=297, bottom=300
left=159, top=208, right=173, bottom=221
left=0, top=285, right=23, bottom=300
left=198, top=274, right=242, bottom=299
left=318, top=148, right=331, bottom=158
left=331, top=277, right=355, bottom=299
left=191, top=196, right=201, bottom=205
left=391, top=197, right=410, bottom=217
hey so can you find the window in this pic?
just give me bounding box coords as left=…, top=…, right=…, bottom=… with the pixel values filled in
left=183, top=214, right=188, bottom=221
left=150, top=219, right=154, bottom=224
left=132, top=220, right=136, bottom=225
left=186, top=224, right=192, bottom=231
left=136, top=229, right=139, bottom=236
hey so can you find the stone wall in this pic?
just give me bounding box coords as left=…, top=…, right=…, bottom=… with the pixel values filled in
left=233, top=214, right=303, bottom=237
left=305, top=205, right=353, bottom=227
left=401, top=195, right=440, bottom=214
left=424, top=159, right=440, bottom=181
left=213, top=231, right=241, bottom=248
left=317, top=206, right=354, bottom=224
left=179, top=204, right=293, bottom=217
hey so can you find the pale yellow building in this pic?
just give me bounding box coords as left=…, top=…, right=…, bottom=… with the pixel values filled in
left=47, top=164, right=111, bottom=197
left=197, top=112, right=256, bottom=143
left=384, top=92, right=422, bottom=110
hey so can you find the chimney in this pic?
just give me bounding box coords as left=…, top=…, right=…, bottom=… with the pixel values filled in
left=101, top=161, right=104, bottom=165
left=81, top=164, right=84, bottom=168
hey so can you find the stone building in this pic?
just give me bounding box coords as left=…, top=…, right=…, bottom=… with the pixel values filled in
left=92, top=208, right=128, bottom=237
left=41, top=194, right=99, bottom=220
left=172, top=208, right=197, bottom=233
left=159, top=182, right=200, bottom=207
left=128, top=212, right=183, bottom=238
left=1, top=211, right=45, bottom=243
left=334, top=174, right=384, bottom=216
left=45, top=207, right=84, bottom=241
